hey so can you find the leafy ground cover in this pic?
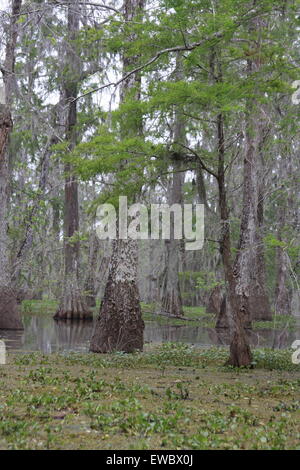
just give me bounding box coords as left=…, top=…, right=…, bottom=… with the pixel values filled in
left=0, top=343, right=299, bottom=450
left=21, top=300, right=297, bottom=331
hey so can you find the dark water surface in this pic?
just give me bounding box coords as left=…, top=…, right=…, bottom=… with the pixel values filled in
left=1, top=314, right=300, bottom=354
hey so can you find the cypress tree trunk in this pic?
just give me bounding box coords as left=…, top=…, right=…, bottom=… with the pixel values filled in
left=0, top=0, right=23, bottom=330
left=0, top=106, right=23, bottom=329
left=217, top=11, right=272, bottom=329
left=274, top=138, right=294, bottom=316
left=209, top=49, right=251, bottom=365
left=160, top=55, right=184, bottom=317
left=225, top=10, right=271, bottom=364
left=90, top=239, right=144, bottom=353
left=84, top=230, right=99, bottom=308
left=90, top=0, right=145, bottom=352
left=54, top=0, right=91, bottom=320
left=248, top=179, right=272, bottom=320
left=12, top=136, right=58, bottom=292
left=275, top=206, right=291, bottom=315
left=235, top=93, right=272, bottom=323
left=275, top=246, right=291, bottom=315
left=232, top=97, right=260, bottom=329
left=160, top=157, right=184, bottom=317
left=216, top=112, right=252, bottom=366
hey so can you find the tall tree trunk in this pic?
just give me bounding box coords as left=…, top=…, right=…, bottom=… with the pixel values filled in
left=242, top=112, right=272, bottom=321
left=160, top=55, right=185, bottom=317
left=0, top=0, right=23, bottom=330
left=274, top=142, right=293, bottom=316
left=148, top=239, right=160, bottom=304
left=90, top=0, right=145, bottom=353
left=275, top=205, right=291, bottom=315
left=223, top=9, right=272, bottom=363
left=216, top=112, right=252, bottom=366
left=54, top=1, right=91, bottom=320
left=84, top=229, right=99, bottom=308
left=209, top=50, right=251, bottom=365
left=235, top=8, right=272, bottom=323
left=275, top=245, right=291, bottom=315
left=216, top=9, right=271, bottom=328
left=248, top=163, right=272, bottom=320
left=12, top=135, right=58, bottom=287
left=160, top=157, right=184, bottom=317
left=232, top=94, right=260, bottom=328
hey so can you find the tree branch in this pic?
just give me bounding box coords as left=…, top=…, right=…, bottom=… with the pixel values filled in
left=74, top=30, right=225, bottom=102
left=49, top=1, right=122, bottom=15
left=73, top=7, right=264, bottom=102
left=176, top=142, right=218, bottom=179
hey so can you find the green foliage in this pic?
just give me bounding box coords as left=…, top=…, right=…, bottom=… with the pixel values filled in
left=0, top=345, right=298, bottom=449
left=264, top=234, right=286, bottom=249
left=197, top=272, right=224, bottom=291
left=21, top=300, right=58, bottom=315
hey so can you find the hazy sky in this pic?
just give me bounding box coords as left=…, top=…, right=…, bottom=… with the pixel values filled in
left=0, top=0, right=9, bottom=10
left=0, top=0, right=121, bottom=114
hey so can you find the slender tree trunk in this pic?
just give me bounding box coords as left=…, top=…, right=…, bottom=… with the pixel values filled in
left=216, top=11, right=271, bottom=329
left=160, top=55, right=184, bottom=317
left=274, top=137, right=296, bottom=316
left=216, top=112, right=252, bottom=366
left=275, top=206, right=291, bottom=315
left=90, top=0, right=145, bottom=352
left=54, top=1, right=91, bottom=320
left=248, top=165, right=272, bottom=320
left=240, top=108, right=272, bottom=321
left=235, top=9, right=272, bottom=322
left=0, top=0, right=23, bottom=330
left=148, top=239, right=159, bottom=303
left=232, top=96, right=259, bottom=328
left=223, top=10, right=271, bottom=363
left=12, top=135, right=58, bottom=286
left=275, top=246, right=291, bottom=315
left=52, top=201, right=60, bottom=240
left=160, top=157, right=184, bottom=317
left=84, top=229, right=99, bottom=307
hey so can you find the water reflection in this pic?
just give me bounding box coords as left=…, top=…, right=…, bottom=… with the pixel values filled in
left=0, top=329, right=24, bottom=351
left=0, top=314, right=299, bottom=354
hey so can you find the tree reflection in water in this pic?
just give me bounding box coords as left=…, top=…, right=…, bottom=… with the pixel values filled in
left=0, top=314, right=299, bottom=353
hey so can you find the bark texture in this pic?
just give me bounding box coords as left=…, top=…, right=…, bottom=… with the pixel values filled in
left=160, top=55, right=184, bottom=317
left=160, top=157, right=184, bottom=317
left=216, top=108, right=252, bottom=366
left=84, top=230, right=99, bottom=307
left=275, top=205, right=291, bottom=315
left=90, top=0, right=145, bottom=352
left=207, top=285, right=224, bottom=315
left=275, top=246, right=291, bottom=315
left=90, top=239, right=144, bottom=353
left=0, top=0, right=23, bottom=330
left=12, top=135, right=58, bottom=288
left=234, top=12, right=272, bottom=323
left=238, top=112, right=272, bottom=322
left=55, top=1, right=91, bottom=320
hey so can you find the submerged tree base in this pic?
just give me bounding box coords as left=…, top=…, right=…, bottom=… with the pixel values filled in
left=54, top=288, right=93, bottom=321
left=249, top=294, right=273, bottom=321
left=215, top=297, right=252, bottom=330
left=227, top=331, right=253, bottom=367
left=0, top=286, right=24, bottom=330
left=160, top=291, right=184, bottom=318
left=90, top=280, right=144, bottom=353
left=215, top=297, right=228, bottom=328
